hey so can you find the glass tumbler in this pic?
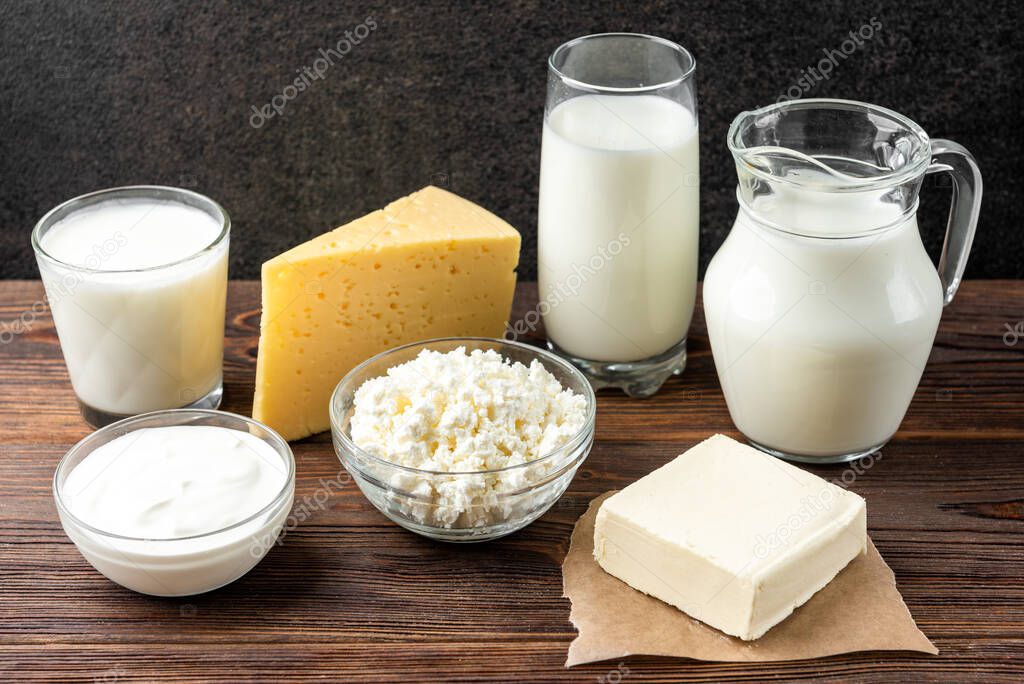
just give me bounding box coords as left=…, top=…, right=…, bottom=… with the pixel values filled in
left=32, top=186, right=230, bottom=427
left=538, top=33, right=700, bottom=398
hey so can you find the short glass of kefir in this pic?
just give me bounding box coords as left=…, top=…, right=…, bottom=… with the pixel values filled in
left=538, top=33, right=700, bottom=398
left=32, top=186, right=230, bottom=426
left=704, top=99, right=982, bottom=463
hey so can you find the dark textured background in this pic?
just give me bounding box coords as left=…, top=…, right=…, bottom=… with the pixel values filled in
left=1, top=0, right=1020, bottom=280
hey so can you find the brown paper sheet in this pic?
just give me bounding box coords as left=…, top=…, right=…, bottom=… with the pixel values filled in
left=563, top=492, right=938, bottom=667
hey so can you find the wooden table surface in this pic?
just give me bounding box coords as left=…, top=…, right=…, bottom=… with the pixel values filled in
left=1, top=280, right=1022, bottom=683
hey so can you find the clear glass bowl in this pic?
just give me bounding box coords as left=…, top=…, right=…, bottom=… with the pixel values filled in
left=330, top=337, right=597, bottom=542
left=53, top=409, right=295, bottom=596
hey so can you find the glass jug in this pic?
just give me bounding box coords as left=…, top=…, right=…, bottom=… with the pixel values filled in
left=704, top=99, right=982, bottom=463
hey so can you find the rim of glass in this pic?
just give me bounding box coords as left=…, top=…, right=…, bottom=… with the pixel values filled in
left=32, top=185, right=231, bottom=274
left=53, top=409, right=295, bottom=543
left=330, top=336, right=598, bottom=477
left=548, top=32, right=696, bottom=93
left=727, top=98, right=933, bottom=191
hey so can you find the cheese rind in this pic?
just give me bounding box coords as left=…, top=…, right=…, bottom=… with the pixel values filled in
left=253, top=186, right=520, bottom=441
left=593, top=434, right=867, bottom=640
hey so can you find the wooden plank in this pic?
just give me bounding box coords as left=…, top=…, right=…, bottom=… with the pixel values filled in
left=0, top=280, right=1022, bottom=682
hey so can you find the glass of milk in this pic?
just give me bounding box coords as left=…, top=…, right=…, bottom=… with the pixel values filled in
left=538, top=33, right=699, bottom=397
left=32, top=186, right=230, bottom=427
left=704, top=99, right=982, bottom=463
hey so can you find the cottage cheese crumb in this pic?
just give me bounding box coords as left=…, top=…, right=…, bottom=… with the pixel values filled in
left=350, top=346, right=589, bottom=528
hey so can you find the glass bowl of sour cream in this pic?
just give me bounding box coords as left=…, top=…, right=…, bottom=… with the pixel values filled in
left=329, top=337, right=597, bottom=542
left=53, top=409, right=295, bottom=596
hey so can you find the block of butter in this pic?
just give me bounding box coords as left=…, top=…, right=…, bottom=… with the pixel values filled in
left=594, top=434, right=867, bottom=641
left=253, top=186, right=520, bottom=440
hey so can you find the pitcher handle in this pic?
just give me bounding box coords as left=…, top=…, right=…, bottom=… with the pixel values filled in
left=926, top=139, right=983, bottom=305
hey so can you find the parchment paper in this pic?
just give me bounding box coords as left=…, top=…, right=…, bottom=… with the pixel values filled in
left=563, top=492, right=938, bottom=667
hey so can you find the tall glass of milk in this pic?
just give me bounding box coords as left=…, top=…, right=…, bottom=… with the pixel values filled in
left=538, top=33, right=699, bottom=397
left=704, top=99, right=982, bottom=463
left=32, top=186, right=230, bottom=427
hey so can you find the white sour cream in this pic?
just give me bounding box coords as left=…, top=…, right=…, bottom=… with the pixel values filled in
left=56, top=422, right=295, bottom=597
left=64, top=426, right=288, bottom=538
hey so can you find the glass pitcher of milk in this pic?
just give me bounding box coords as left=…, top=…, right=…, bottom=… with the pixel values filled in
left=538, top=33, right=699, bottom=397
left=704, top=99, right=982, bottom=463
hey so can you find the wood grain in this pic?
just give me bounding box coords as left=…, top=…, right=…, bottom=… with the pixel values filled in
left=1, top=280, right=1022, bottom=683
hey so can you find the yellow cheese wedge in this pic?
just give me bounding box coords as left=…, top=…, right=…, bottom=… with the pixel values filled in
left=253, top=186, right=521, bottom=440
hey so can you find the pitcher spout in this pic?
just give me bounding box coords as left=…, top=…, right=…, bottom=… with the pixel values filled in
left=727, top=98, right=932, bottom=192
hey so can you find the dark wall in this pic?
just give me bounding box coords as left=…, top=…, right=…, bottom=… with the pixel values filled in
left=2, top=0, right=1021, bottom=280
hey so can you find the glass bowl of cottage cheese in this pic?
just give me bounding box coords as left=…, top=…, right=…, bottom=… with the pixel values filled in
left=329, top=337, right=597, bottom=542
